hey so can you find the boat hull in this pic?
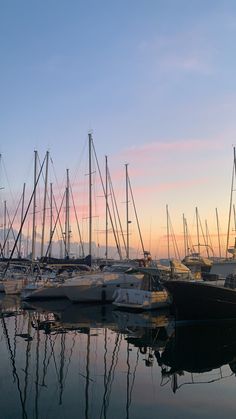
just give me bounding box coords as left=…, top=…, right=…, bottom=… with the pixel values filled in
left=113, top=288, right=171, bottom=311
left=61, top=272, right=142, bottom=303
left=63, top=283, right=136, bottom=303
left=163, top=280, right=236, bottom=320
left=21, top=283, right=66, bottom=300
left=210, top=260, right=236, bottom=279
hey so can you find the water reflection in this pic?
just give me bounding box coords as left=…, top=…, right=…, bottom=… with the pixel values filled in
left=159, top=319, right=236, bottom=393
left=1, top=295, right=236, bottom=418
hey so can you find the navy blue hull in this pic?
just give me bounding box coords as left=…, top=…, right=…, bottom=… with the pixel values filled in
left=163, top=280, right=236, bottom=320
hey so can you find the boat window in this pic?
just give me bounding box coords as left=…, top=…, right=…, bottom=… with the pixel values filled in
left=152, top=276, right=164, bottom=291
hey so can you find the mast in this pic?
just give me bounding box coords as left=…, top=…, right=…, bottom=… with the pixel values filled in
left=70, top=183, right=85, bottom=257
left=41, top=150, right=49, bottom=258
left=64, top=168, right=70, bottom=258
left=88, top=133, right=92, bottom=258
left=49, top=182, right=53, bottom=258
left=196, top=206, right=200, bottom=255
left=18, top=183, right=25, bottom=258
left=105, top=155, right=108, bottom=261
left=92, top=143, right=123, bottom=259
left=215, top=207, right=221, bottom=258
left=32, top=150, right=37, bottom=261
left=183, top=213, right=187, bottom=257
left=125, top=163, right=129, bottom=259
left=26, top=221, right=29, bottom=259
left=2, top=153, right=47, bottom=273
left=107, top=168, right=124, bottom=259
left=205, top=220, right=210, bottom=258
left=128, top=173, right=145, bottom=257
left=166, top=204, right=170, bottom=260
left=226, top=147, right=236, bottom=258
left=3, top=200, right=6, bottom=258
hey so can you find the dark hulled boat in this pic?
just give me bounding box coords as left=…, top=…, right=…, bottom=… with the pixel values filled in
left=163, top=279, right=236, bottom=320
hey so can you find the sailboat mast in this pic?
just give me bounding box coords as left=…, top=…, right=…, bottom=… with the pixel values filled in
left=105, top=155, right=108, bottom=261
left=215, top=207, right=221, bottom=258
left=183, top=213, right=187, bottom=257
left=226, top=147, right=236, bottom=258
left=205, top=219, right=210, bottom=258
left=88, top=133, right=93, bottom=257
left=91, top=143, right=122, bottom=260
left=49, top=182, right=53, bottom=258
left=18, top=183, right=25, bottom=258
left=32, top=150, right=37, bottom=261
left=196, top=206, right=200, bottom=255
left=166, top=204, right=170, bottom=260
left=128, top=173, right=145, bottom=257
left=64, top=168, right=70, bottom=258
left=125, top=163, right=129, bottom=259
left=41, top=150, right=49, bottom=258
left=3, top=200, right=6, bottom=258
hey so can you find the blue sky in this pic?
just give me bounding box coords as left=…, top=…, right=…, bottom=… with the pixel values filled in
left=1, top=1, right=236, bottom=258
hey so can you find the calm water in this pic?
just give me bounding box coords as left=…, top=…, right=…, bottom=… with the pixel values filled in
left=1, top=295, right=236, bottom=419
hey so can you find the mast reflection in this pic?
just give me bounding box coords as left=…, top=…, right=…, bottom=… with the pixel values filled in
left=1, top=295, right=236, bottom=418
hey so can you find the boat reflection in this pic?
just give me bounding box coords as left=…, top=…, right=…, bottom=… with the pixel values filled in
left=1, top=295, right=236, bottom=418
left=158, top=319, right=236, bottom=392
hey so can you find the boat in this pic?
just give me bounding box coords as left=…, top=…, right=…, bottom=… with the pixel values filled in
left=209, top=257, right=236, bottom=279
left=20, top=264, right=92, bottom=300
left=112, top=268, right=172, bottom=310
left=61, top=270, right=143, bottom=303
left=21, top=279, right=67, bottom=300
left=209, top=240, right=236, bottom=279
left=163, top=277, right=236, bottom=320
left=2, top=263, right=37, bottom=295
left=181, top=253, right=212, bottom=279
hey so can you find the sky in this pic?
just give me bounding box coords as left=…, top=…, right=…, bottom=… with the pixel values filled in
left=1, top=0, right=236, bottom=259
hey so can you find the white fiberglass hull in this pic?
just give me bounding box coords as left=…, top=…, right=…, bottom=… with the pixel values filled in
left=113, top=288, right=172, bottom=310
left=21, top=282, right=66, bottom=300
left=62, top=272, right=142, bottom=303
left=210, top=260, right=236, bottom=279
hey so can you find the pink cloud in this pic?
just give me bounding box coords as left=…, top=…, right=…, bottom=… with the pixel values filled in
left=129, top=176, right=209, bottom=196
left=116, top=139, right=223, bottom=165
left=127, top=138, right=221, bottom=153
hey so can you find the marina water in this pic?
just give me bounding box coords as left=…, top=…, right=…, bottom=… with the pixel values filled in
left=1, top=295, right=236, bottom=419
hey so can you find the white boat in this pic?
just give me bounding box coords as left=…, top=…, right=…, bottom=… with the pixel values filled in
left=113, top=269, right=172, bottom=310
left=210, top=258, right=236, bottom=279
left=61, top=271, right=143, bottom=303
left=2, top=263, right=40, bottom=295
left=21, top=279, right=67, bottom=300
left=21, top=267, right=79, bottom=300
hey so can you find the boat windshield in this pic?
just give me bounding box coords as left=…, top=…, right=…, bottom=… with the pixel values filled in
left=141, top=274, right=164, bottom=291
